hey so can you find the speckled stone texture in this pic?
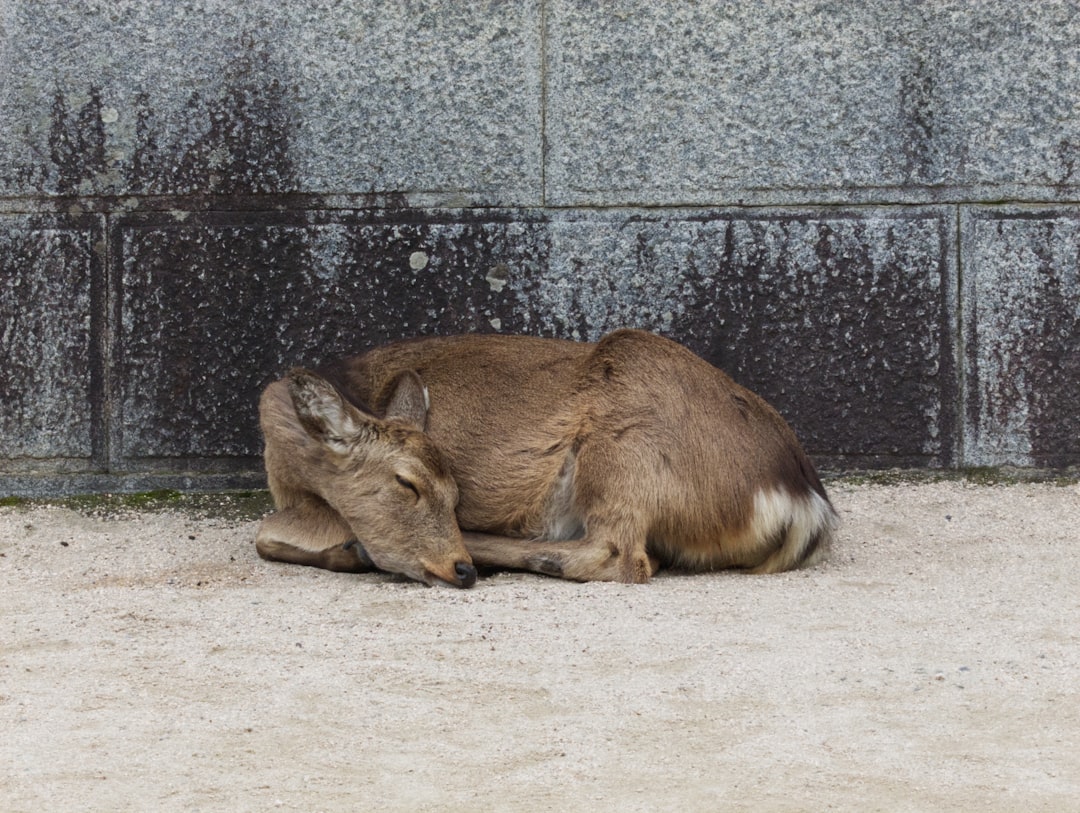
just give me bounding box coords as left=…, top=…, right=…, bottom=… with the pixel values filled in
left=0, top=214, right=103, bottom=471
left=546, top=1, right=1080, bottom=206
left=0, top=1, right=542, bottom=205
left=113, top=209, right=954, bottom=470
left=962, top=208, right=1080, bottom=468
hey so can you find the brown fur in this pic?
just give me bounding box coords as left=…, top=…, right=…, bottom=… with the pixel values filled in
left=256, top=329, right=836, bottom=587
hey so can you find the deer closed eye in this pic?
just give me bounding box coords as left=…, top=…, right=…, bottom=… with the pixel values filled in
left=395, top=474, right=420, bottom=500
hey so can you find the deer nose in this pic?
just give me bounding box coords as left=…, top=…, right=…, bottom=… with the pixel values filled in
left=454, top=561, right=478, bottom=589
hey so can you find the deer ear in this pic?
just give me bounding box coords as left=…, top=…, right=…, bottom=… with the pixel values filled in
left=287, top=368, right=377, bottom=453
left=381, top=371, right=429, bottom=431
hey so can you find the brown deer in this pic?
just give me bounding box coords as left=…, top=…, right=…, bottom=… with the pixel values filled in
left=255, top=329, right=835, bottom=587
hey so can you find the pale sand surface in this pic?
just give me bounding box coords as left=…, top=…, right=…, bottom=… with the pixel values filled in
left=2, top=481, right=1079, bottom=812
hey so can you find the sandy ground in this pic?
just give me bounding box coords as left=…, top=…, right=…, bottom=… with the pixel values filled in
left=1, top=481, right=1079, bottom=812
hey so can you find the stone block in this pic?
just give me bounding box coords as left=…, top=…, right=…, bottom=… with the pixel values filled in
left=546, top=1, right=1080, bottom=206
left=113, top=207, right=956, bottom=471
left=0, top=214, right=103, bottom=470
left=513, top=209, right=958, bottom=468
left=962, top=208, right=1080, bottom=467
left=112, top=211, right=549, bottom=466
left=0, top=1, right=542, bottom=204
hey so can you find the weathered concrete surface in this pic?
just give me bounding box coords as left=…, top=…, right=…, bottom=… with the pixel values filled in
left=4, top=2, right=1076, bottom=208
left=962, top=208, right=1080, bottom=468
left=111, top=209, right=953, bottom=471
left=2, top=1, right=1080, bottom=492
left=546, top=1, right=1080, bottom=206
left=0, top=214, right=103, bottom=471
left=0, top=1, right=542, bottom=205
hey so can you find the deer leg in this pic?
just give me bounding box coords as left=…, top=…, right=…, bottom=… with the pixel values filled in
left=462, top=524, right=658, bottom=584
left=255, top=497, right=374, bottom=573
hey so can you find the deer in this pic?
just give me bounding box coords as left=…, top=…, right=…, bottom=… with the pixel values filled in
left=255, top=328, right=836, bottom=588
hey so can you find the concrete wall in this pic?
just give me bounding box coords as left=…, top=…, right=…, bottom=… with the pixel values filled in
left=1, top=1, right=1078, bottom=494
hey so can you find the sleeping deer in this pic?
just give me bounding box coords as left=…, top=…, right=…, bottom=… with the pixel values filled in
left=255, top=328, right=836, bottom=587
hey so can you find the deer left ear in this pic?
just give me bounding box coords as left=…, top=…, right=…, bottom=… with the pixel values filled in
left=381, top=371, right=429, bottom=431
left=287, top=368, right=379, bottom=454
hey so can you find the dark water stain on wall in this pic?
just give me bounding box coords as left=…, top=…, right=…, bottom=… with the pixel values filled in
left=707, top=214, right=955, bottom=467
left=963, top=212, right=1080, bottom=467
left=486, top=211, right=956, bottom=469
left=48, top=87, right=109, bottom=196
left=0, top=215, right=104, bottom=468
left=898, top=57, right=938, bottom=185
left=127, top=41, right=296, bottom=196
left=40, top=39, right=297, bottom=199
left=113, top=211, right=550, bottom=466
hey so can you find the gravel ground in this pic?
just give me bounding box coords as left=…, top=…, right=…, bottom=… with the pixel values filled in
left=2, top=481, right=1079, bottom=812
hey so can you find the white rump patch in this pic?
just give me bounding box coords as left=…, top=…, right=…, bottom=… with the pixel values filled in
left=750, top=487, right=835, bottom=572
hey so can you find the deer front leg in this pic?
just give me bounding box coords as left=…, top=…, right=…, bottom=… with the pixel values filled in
left=462, top=524, right=658, bottom=584
left=255, top=497, right=374, bottom=573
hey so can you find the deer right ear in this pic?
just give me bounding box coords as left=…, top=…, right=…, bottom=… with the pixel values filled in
left=381, top=370, right=429, bottom=431
left=287, top=369, right=376, bottom=453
